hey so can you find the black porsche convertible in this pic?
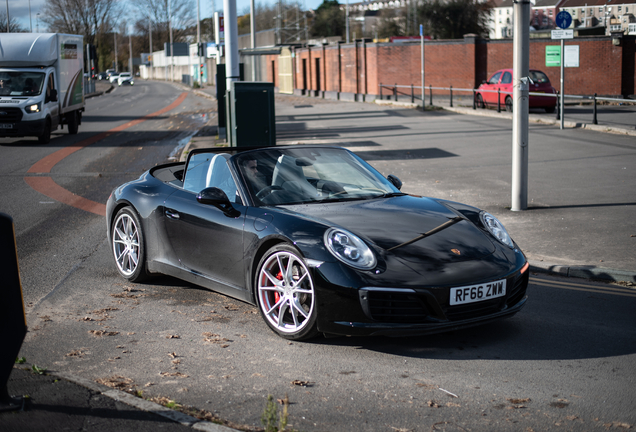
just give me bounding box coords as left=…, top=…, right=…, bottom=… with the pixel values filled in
left=107, top=145, right=529, bottom=340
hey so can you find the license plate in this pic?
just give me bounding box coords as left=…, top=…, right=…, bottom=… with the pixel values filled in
left=449, top=279, right=506, bottom=306
left=0, top=123, right=13, bottom=129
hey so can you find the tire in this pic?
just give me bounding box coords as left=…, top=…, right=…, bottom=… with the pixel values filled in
left=67, top=111, right=79, bottom=135
left=255, top=244, right=319, bottom=341
left=111, top=207, right=148, bottom=282
left=505, top=96, right=513, bottom=113
left=476, top=93, right=485, bottom=109
left=38, top=119, right=51, bottom=144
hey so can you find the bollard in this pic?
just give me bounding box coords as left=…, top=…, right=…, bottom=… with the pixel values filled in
left=379, top=83, right=382, bottom=100
left=450, top=85, right=453, bottom=108
left=556, top=91, right=560, bottom=121
left=593, top=93, right=598, bottom=125
left=411, top=84, right=414, bottom=104
left=497, top=88, right=501, bottom=113
left=473, top=89, right=476, bottom=110
left=0, top=213, right=27, bottom=411
left=429, top=85, right=433, bottom=106
left=394, top=83, right=397, bottom=102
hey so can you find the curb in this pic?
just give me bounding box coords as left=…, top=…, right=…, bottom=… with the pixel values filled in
left=50, top=369, right=239, bottom=432
left=528, top=260, right=636, bottom=284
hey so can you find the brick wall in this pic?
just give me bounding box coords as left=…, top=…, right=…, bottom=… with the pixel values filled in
left=282, top=35, right=633, bottom=98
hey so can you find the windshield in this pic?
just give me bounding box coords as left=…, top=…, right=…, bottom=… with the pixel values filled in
left=0, top=72, right=45, bottom=97
left=529, top=70, right=550, bottom=84
left=234, top=147, right=401, bottom=206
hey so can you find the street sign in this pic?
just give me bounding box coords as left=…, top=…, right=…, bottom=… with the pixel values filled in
left=555, top=11, right=572, bottom=29
left=551, top=29, right=574, bottom=39
left=546, top=45, right=561, bottom=67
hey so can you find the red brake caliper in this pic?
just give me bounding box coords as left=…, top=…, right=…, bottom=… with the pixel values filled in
left=274, top=270, right=283, bottom=303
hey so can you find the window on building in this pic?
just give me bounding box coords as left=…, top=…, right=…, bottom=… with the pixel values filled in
left=617, top=6, right=622, bottom=12
left=549, top=9, right=553, bottom=16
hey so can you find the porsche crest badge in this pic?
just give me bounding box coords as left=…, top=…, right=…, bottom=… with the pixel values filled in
left=451, top=249, right=461, bottom=256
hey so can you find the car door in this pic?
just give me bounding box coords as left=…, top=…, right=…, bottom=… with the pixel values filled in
left=46, top=72, right=60, bottom=129
left=499, top=71, right=513, bottom=105
left=163, top=153, right=247, bottom=291
left=483, top=71, right=502, bottom=105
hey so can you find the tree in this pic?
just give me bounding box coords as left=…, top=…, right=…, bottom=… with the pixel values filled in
left=311, top=0, right=345, bottom=38
left=132, top=0, right=196, bottom=48
left=41, top=0, right=119, bottom=46
left=419, top=0, right=492, bottom=39
left=376, top=9, right=405, bottom=38
left=0, top=11, right=26, bottom=32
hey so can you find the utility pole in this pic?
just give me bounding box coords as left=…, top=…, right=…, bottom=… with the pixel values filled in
left=129, top=25, right=133, bottom=73
left=28, top=0, right=32, bottom=32
left=114, top=31, right=118, bottom=72
left=511, top=0, right=530, bottom=211
left=420, top=24, right=425, bottom=110
left=250, top=0, right=256, bottom=81
left=169, top=0, right=174, bottom=82
left=197, top=0, right=203, bottom=86
left=149, top=16, right=153, bottom=79
left=346, top=0, right=350, bottom=43
left=5, top=0, right=9, bottom=33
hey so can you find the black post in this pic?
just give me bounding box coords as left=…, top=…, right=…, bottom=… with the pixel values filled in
left=497, top=88, right=501, bottom=113
left=394, top=83, right=397, bottom=102
left=450, top=85, right=453, bottom=108
left=411, top=84, right=414, bottom=104
left=593, top=93, right=598, bottom=125
left=556, top=91, right=560, bottom=121
left=473, top=89, right=476, bottom=110
left=379, top=83, right=382, bottom=100
left=429, top=85, right=432, bottom=106
left=0, top=213, right=27, bottom=411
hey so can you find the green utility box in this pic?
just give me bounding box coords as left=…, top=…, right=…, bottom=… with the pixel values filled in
left=228, top=81, right=276, bottom=148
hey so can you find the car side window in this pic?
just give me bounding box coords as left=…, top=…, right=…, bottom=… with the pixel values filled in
left=183, top=153, right=237, bottom=201
left=501, top=72, right=512, bottom=84
left=46, top=73, right=55, bottom=102
left=488, top=72, right=502, bottom=85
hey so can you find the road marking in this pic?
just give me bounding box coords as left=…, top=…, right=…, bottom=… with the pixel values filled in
left=24, top=92, right=189, bottom=216
left=530, top=277, right=636, bottom=298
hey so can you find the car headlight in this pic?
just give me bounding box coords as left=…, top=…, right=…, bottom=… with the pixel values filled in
left=25, top=102, right=41, bottom=113
left=324, top=228, right=376, bottom=270
left=480, top=211, right=514, bottom=249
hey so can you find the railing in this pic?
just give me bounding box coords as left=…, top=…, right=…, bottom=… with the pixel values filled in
left=378, top=83, right=636, bottom=126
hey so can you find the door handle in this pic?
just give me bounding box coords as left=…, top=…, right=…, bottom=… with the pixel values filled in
left=165, top=209, right=180, bottom=219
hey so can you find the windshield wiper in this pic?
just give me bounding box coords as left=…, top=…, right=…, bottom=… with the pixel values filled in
left=379, top=192, right=407, bottom=198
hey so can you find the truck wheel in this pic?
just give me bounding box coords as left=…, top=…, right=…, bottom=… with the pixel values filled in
left=67, top=111, right=79, bottom=135
left=38, top=119, right=51, bottom=144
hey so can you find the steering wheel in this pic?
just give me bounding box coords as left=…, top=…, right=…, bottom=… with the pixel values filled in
left=256, top=185, right=283, bottom=199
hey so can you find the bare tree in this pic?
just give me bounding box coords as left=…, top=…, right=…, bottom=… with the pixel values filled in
left=41, top=0, right=119, bottom=45
left=132, top=0, right=195, bottom=49
left=0, top=11, right=26, bottom=32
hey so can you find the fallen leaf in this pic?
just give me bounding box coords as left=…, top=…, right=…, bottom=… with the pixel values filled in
left=89, top=330, right=119, bottom=337
left=166, top=334, right=180, bottom=339
left=427, top=400, right=441, bottom=408
left=291, top=380, right=314, bottom=387
left=508, top=398, right=531, bottom=404
left=160, top=371, right=189, bottom=378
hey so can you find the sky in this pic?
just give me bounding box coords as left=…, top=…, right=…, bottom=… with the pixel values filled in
left=8, top=0, right=325, bottom=34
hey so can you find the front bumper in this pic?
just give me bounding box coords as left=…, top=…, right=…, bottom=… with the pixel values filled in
left=313, top=261, right=529, bottom=337
left=0, top=117, right=46, bottom=138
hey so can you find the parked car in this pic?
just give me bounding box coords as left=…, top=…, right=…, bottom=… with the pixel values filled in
left=476, top=68, right=557, bottom=113
left=117, top=72, right=134, bottom=86
left=106, top=146, right=529, bottom=341
left=97, top=72, right=108, bottom=80
left=108, top=73, right=120, bottom=84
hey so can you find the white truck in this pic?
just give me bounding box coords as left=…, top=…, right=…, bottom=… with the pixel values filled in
left=0, top=33, right=85, bottom=143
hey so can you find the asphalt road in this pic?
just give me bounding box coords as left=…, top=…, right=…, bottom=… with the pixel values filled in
left=1, top=81, right=634, bottom=431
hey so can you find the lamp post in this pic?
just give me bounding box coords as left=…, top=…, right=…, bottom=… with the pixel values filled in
left=28, top=0, right=33, bottom=32
left=5, top=0, right=9, bottom=32
left=36, top=13, right=40, bottom=33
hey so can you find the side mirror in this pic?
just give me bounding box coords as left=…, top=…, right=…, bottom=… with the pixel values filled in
left=387, top=174, right=402, bottom=191
left=197, top=187, right=240, bottom=218
left=173, top=169, right=184, bottom=181
left=49, top=89, right=58, bottom=102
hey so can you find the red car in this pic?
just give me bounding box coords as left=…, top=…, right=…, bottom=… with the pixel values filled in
left=476, top=69, right=557, bottom=113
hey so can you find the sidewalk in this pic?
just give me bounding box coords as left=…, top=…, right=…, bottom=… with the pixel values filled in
left=2, top=365, right=238, bottom=432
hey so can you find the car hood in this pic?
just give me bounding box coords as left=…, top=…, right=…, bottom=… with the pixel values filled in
left=283, top=195, right=497, bottom=264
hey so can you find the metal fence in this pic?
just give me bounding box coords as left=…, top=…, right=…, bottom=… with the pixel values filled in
left=379, top=83, right=636, bottom=126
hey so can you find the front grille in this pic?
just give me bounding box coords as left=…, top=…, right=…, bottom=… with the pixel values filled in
left=363, top=291, right=430, bottom=323
left=0, top=107, right=23, bottom=123
left=445, top=298, right=501, bottom=321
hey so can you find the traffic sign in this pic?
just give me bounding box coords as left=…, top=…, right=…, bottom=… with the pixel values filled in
left=551, top=29, right=574, bottom=39
left=556, top=11, right=572, bottom=29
